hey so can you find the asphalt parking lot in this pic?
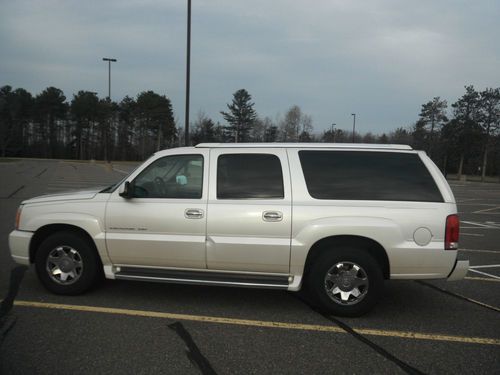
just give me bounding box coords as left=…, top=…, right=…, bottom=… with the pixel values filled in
left=0, top=159, right=499, bottom=374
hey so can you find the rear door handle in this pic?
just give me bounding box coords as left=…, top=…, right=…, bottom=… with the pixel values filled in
left=263, top=211, right=283, bottom=222
left=185, top=209, right=204, bottom=219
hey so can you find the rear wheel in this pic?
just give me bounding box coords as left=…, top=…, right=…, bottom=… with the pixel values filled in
left=308, top=247, right=383, bottom=316
left=35, top=232, right=101, bottom=295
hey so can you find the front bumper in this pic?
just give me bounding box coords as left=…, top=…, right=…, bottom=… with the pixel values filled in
left=447, top=259, right=469, bottom=281
left=9, top=230, right=33, bottom=265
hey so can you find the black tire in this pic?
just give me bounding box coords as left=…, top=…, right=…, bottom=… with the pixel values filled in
left=35, top=232, right=102, bottom=295
left=307, top=247, right=384, bottom=317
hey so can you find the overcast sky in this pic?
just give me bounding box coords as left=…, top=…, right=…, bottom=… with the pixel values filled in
left=1, top=0, right=499, bottom=134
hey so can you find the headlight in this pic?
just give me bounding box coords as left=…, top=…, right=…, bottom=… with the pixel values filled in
left=15, top=205, right=23, bottom=230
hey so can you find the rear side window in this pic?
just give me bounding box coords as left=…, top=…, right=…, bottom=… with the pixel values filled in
left=299, top=151, right=443, bottom=202
left=217, top=154, right=284, bottom=199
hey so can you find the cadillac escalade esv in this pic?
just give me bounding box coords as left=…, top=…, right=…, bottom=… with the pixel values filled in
left=9, top=143, right=469, bottom=316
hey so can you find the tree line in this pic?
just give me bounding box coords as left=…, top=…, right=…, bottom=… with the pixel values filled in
left=411, top=86, right=500, bottom=180
left=1, top=85, right=498, bottom=177
left=0, top=86, right=176, bottom=161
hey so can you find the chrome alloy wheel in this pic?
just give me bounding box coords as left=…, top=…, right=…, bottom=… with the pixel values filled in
left=46, top=246, right=84, bottom=285
left=324, top=261, right=369, bottom=305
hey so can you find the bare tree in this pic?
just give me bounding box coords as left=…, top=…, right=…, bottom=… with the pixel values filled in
left=279, top=105, right=314, bottom=142
left=280, top=105, right=301, bottom=141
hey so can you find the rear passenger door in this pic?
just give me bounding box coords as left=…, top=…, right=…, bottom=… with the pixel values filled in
left=206, top=149, right=292, bottom=273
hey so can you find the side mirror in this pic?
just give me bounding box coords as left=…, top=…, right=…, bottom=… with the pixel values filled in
left=119, top=181, right=132, bottom=198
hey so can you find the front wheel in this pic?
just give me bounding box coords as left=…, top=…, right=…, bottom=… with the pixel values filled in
left=308, top=247, right=384, bottom=317
left=35, top=232, right=102, bottom=295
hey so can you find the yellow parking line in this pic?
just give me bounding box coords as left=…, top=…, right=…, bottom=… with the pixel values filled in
left=13, top=300, right=500, bottom=346
left=465, top=276, right=500, bottom=283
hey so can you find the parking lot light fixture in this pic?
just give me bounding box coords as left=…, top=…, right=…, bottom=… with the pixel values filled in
left=185, top=0, right=192, bottom=146
left=351, top=113, right=356, bottom=142
left=102, top=58, right=117, bottom=99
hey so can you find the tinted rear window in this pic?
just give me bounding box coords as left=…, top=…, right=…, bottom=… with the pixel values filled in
left=217, top=154, right=284, bottom=199
left=299, top=151, right=443, bottom=202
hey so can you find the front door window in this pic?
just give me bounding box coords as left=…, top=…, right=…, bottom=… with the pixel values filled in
left=132, top=154, right=203, bottom=199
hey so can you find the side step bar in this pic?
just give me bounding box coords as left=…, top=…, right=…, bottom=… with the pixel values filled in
left=115, top=267, right=290, bottom=289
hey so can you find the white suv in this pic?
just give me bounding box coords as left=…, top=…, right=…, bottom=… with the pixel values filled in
left=9, top=143, right=468, bottom=316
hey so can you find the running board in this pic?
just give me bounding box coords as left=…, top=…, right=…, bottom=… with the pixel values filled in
left=115, top=267, right=290, bottom=289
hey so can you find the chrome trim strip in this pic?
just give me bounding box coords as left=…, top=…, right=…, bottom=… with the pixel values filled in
left=113, top=263, right=289, bottom=277
left=115, top=274, right=289, bottom=289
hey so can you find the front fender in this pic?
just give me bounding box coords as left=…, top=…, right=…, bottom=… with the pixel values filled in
left=23, top=212, right=109, bottom=264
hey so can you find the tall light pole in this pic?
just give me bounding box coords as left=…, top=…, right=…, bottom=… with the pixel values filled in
left=102, top=58, right=116, bottom=163
left=185, top=0, right=192, bottom=146
left=351, top=113, right=356, bottom=142
left=331, top=123, right=336, bottom=142
left=102, top=58, right=117, bottom=99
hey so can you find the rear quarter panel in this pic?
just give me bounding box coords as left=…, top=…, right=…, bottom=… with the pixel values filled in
left=286, top=148, right=458, bottom=281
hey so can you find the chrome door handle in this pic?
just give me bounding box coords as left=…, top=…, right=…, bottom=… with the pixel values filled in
left=263, top=211, right=283, bottom=222
left=185, top=209, right=204, bottom=219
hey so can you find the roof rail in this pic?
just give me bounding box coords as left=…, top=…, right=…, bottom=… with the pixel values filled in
left=195, top=143, right=413, bottom=150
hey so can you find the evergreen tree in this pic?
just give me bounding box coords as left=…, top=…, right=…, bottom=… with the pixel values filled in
left=136, top=91, right=175, bottom=157
left=0, top=86, right=34, bottom=156
left=70, top=91, right=100, bottom=159
left=478, top=87, right=500, bottom=180
left=418, top=97, right=448, bottom=156
left=220, top=89, right=257, bottom=142
left=34, top=87, right=67, bottom=158
left=117, top=96, right=137, bottom=160
left=451, top=86, right=482, bottom=177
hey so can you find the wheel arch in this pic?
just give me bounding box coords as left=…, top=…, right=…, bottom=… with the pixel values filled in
left=29, top=224, right=100, bottom=264
left=303, top=235, right=390, bottom=280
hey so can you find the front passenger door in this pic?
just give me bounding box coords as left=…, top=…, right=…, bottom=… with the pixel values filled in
left=105, top=151, right=209, bottom=269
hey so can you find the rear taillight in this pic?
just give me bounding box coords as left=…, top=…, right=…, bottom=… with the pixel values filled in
left=15, top=205, right=23, bottom=230
left=445, top=214, right=459, bottom=250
